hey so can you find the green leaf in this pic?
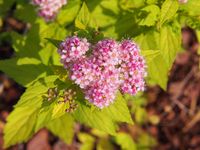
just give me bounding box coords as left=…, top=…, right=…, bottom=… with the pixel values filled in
left=15, top=75, right=58, bottom=107
left=147, top=53, right=168, bottom=89
left=115, top=132, right=137, bottom=150
left=35, top=99, right=70, bottom=131
left=73, top=103, right=117, bottom=135
left=46, top=114, right=74, bottom=144
left=103, top=93, right=133, bottom=124
left=139, top=5, right=160, bottom=26
left=34, top=81, right=73, bottom=131
left=4, top=76, right=58, bottom=148
left=180, top=0, right=200, bottom=16
left=57, top=0, right=81, bottom=26
left=46, top=38, right=62, bottom=48
left=50, top=65, right=69, bottom=82
left=141, top=50, right=160, bottom=62
left=135, top=107, right=147, bottom=124
left=137, top=133, right=157, bottom=148
left=0, top=57, right=47, bottom=87
left=160, top=0, right=179, bottom=26
left=14, top=3, right=37, bottom=23
left=87, top=0, right=119, bottom=28
left=38, top=23, right=67, bottom=65
left=75, top=2, right=90, bottom=29
left=4, top=107, right=39, bottom=148
left=119, top=0, right=145, bottom=10
left=75, top=2, right=96, bottom=29
left=97, top=138, right=114, bottom=150
left=73, top=92, right=132, bottom=135
left=78, top=133, right=95, bottom=150
left=160, top=25, right=181, bottom=68
left=135, top=31, right=168, bottom=90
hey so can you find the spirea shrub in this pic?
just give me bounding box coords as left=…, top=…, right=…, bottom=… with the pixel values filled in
left=58, top=36, right=146, bottom=108
left=1, top=0, right=199, bottom=148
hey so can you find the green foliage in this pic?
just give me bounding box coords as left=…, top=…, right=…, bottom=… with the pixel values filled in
left=4, top=106, right=39, bottom=148
left=75, top=2, right=97, bottom=29
left=0, top=57, right=47, bottom=86
left=4, top=76, right=57, bottom=148
left=1, top=0, right=199, bottom=148
left=46, top=114, right=74, bottom=144
left=139, top=5, right=160, bottom=26
left=160, top=0, right=179, bottom=26
left=73, top=92, right=133, bottom=135
left=57, top=0, right=82, bottom=26
left=160, top=25, right=181, bottom=68
left=180, top=0, right=200, bottom=16
left=115, top=132, right=137, bottom=150
left=78, top=133, right=95, bottom=150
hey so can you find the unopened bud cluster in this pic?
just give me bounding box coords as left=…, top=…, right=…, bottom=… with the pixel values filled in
left=46, top=87, right=58, bottom=101
left=32, top=0, right=67, bottom=21
left=58, top=36, right=147, bottom=109
left=45, top=88, right=78, bottom=112
left=59, top=89, right=78, bottom=113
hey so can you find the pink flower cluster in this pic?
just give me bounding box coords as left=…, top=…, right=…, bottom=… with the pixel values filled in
left=178, top=0, right=188, bottom=4
left=32, top=0, right=67, bottom=21
left=58, top=36, right=147, bottom=108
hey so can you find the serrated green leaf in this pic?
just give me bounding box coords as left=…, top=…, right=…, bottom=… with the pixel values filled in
left=115, top=132, right=137, bottom=150
left=135, top=31, right=168, bottom=90
left=160, top=0, right=179, bottom=26
left=15, top=75, right=58, bottom=107
left=139, top=5, right=160, bottom=26
left=73, top=92, right=132, bottom=135
left=35, top=99, right=69, bottom=131
left=52, top=100, right=70, bottom=118
left=141, top=50, right=160, bottom=62
left=73, top=103, right=117, bottom=135
left=75, top=2, right=91, bottom=29
left=180, top=0, right=200, bottom=16
left=102, top=93, right=133, bottom=124
left=78, top=133, right=95, bottom=150
left=46, top=38, right=62, bottom=48
left=147, top=53, right=168, bottom=89
left=39, top=23, right=67, bottom=65
left=75, top=2, right=97, bottom=29
left=50, top=65, right=69, bottom=82
left=4, top=107, right=39, bottom=148
left=35, top=83, right=73, bottom=131
left=57, top=0, right=81, bottom=26
left=4, top=76, right=58, bottom=148
left=87, top=0, right=119, bottom=28
left=160, top=25, right=181, bottom=68
left=0, top=58, right=47, bottom=87
left=46, top=114, right=74, bottom=144
left=119, top=0, right=145, bottom=10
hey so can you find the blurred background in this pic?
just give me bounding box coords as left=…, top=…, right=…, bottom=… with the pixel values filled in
left=0, top=0, right=200, bottom=150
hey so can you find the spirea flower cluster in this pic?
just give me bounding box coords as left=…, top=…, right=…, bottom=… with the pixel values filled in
left=178, top=0, right=188, bottom=4
left=32, top=0, right=67, bottom=21
left=58, top=36, right=147, bottom=108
